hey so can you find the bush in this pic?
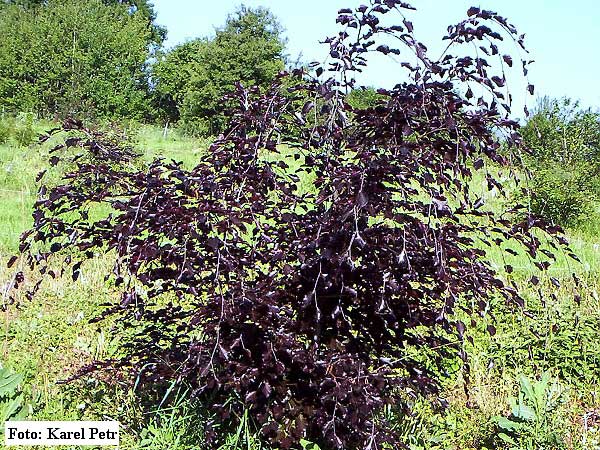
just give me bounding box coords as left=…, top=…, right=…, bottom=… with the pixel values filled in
left=0, top=116, right=12, bottom=144
left=12, top=3, right=573, bottom=449
left=521, top=98, right=600, bottom=227
left=13, top=113, right=36, bottom=147
left=527, top=162, right=596, bottom=228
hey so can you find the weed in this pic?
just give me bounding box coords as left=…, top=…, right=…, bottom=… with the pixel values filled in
left=0, top=365, right=32, bottom=432
left=492, top=372, right=565, bottom=449
left=0, top=116, right=13, bottom=145
left=13, top=113, right=37, bottom=147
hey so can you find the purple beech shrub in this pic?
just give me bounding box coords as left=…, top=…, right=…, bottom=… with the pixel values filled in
left=9, top=1, right=576, bottom=448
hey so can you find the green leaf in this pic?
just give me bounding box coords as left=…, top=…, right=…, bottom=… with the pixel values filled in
left=494, top=416, right=521, bottom=431
left=2, top=394, right=24, bottom=421
left=300, top=439, right=321, bottom=450
left=519, top=375, right=535, bottom=403
left=514, top=403, right=536, bottom=421
left=533, top=372, right=551, bottom=407
left=0, top=370, right=22, bottom=397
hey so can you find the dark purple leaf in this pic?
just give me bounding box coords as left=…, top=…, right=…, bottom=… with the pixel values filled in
left=7, top=256, right=17, bottom=268
left=467, top=6, right=480, bottom=16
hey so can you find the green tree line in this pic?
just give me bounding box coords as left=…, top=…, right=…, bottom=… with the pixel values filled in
left=0, top=0, right=287, bottom=134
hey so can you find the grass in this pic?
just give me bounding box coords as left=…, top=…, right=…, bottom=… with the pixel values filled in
left=132, top=124, right=208, bottom=169
left=0, top=119, right=53, bottom=251
left=0, top=122, right=201, bottom=252
left=1, top=119, right=600, bottom=449
left=0, top=121, right=205, bottom=449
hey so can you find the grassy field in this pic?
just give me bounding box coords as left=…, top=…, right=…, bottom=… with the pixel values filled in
left=1, top=121, right=600, bottom=449
left=0, top=123, right=204, bottom=449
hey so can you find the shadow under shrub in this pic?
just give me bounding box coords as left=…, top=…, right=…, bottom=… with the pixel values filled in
left=10, top=2, right=575, bottom=449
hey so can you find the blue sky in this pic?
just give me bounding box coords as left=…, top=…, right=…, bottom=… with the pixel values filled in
left=153, top=0, right=600, bottom=117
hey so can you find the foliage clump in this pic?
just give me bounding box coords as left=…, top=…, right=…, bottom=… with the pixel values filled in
left=492, top=373, right=564, bottom=449
left=11, top=1, right=573, bottom=449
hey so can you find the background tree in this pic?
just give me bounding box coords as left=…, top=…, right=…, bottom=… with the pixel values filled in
left=346, top=86, right=383, bottom=110
left=153, top=6, right=286, bottom=135
left=1, top=0, right=165, bottom=45
left=520, top=97, right=600, bottom=227
left=152, top=39, right=209, bottom=124
left=0, top=0, right=160, bottom=119
left=106, top=0, right=166, bottom=47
